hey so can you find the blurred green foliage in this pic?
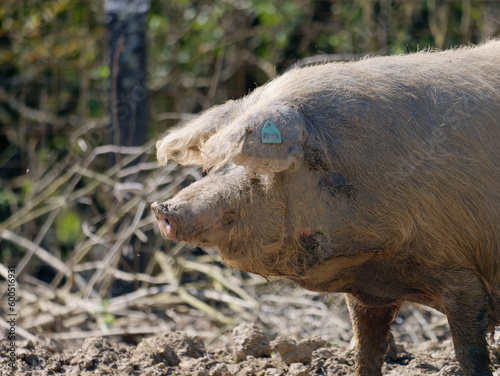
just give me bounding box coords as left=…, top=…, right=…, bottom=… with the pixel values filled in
left=0, top=0, right=499, bottom=259
left=55, top=208, right=82, bottom=244
left=2, top=0, right=499, bottom=129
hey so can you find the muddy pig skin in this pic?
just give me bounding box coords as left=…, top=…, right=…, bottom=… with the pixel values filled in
left=152, top=41, right=500, bottom=376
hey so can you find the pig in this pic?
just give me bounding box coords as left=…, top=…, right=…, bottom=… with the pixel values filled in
left=152, top=40, right=500, bottom=376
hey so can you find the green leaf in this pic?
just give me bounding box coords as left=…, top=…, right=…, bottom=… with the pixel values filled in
left=148, top=14, right=163, bottom=30
left=98, top=65, right=110, bottom=79
left=56, top=209, right=82, bottom=244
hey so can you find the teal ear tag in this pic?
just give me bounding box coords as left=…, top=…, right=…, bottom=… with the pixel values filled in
left=261, top=121, right=282, bottom=143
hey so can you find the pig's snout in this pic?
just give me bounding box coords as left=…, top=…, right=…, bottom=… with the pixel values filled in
left=151, top=201, right=176, bottom=239
left=151, top=201, right=169, bottom=222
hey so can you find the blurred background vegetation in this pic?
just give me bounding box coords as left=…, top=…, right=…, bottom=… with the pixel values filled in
left=0, top=0, right=499, bottom=344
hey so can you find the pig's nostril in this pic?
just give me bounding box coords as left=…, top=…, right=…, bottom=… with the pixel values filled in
left=151, top=201, right=176, bottom=239
left=152, top=202, right=172, bottom=224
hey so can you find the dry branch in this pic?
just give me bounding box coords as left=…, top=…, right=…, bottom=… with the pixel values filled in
left=0, top=229, right=90, bottom=294
left=183, top=260, right=259, bottom=308
left=177, top=286, right=238, bottom=326
left=0, top=86, right=67, bottom=128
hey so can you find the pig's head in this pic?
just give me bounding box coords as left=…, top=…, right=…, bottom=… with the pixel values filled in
left=152, top=103, right=308, bottom=276
left=152, top=96, right=386, bottom=282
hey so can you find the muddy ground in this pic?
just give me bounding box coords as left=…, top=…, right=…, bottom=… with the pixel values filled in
left=2, top=275, right=500, bottom=376
left=2, top=323, right=500, bottom=376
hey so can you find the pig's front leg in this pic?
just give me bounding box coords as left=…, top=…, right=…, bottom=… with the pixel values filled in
left=442, top=276, right=492, bottom=376
left=345, top=294, right=401, bottom=376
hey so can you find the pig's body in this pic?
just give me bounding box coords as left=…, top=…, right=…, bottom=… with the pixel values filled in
left=153, top=41, right=500, bottom=376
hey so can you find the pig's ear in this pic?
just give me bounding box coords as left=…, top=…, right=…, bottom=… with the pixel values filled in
left=156, top=101, right=238, bottom=166
left=201, top=105, right=305, bottom=172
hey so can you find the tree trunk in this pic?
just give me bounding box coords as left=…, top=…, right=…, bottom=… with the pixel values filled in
left=105, top=0, right=150, bottom=156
